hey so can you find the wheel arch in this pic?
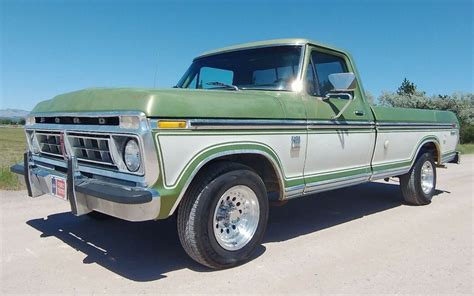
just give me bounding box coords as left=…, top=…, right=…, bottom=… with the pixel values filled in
left=413, top=137, right=441, bottom=164
left=168, top=146, right=286, bottom=216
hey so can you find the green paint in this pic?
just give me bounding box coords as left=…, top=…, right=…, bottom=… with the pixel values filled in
left=372, top=161, right=411, bottom=172
left=377, top=129, right=453, bottom=133
left=32, top=88, right=307, bottom=120
left=442, top=151, right=456, bottom=157
left=27, top=38, right=460, bottom=220
left=155, top=129, right=374, bottom=136
left=153, top=140, right=285, bottom=218
left=304, top=166, right=370, bottom=184
left=372, top=135, right=441, bottom=173
left=372, top=106, right=458, bottom=125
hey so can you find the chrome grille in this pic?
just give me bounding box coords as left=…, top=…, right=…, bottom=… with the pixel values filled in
left=29, top=128, right=143, bottom=174
left=25, top=112, right=153, bottom=181
left=67, top=133, right=114, bottom=166
left=36, top=131, right=62, bottom=157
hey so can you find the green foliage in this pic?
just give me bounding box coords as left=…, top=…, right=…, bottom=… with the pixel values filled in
left=0, top=118, right=25, bottom=125
left=457, top=143, right=474, bottom=154
left=0, top=118, right=13, bottom=125
left=379, top=91, right=429, bottom=109
left=397, top=78, right=418, bottom=96
left=377, top=79, right=473, bottom=143
left=460, top=124, right=474, bottom=143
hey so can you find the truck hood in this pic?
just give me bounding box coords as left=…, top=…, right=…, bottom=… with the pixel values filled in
left=31, top=87, right=302, bottom=119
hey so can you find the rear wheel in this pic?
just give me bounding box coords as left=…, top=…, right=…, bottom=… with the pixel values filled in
left=400, top=152, right=437, bottom=205
left=177, top=162, right=268, bottom=269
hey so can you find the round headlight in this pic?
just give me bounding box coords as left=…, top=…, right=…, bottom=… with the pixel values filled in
left=123, top=139, right=141, bottom=172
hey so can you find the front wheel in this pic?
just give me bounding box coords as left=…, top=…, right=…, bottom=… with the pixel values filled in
left=177, top=162, right=269, bottom=269
left=400, top=152, right=437, bottom=205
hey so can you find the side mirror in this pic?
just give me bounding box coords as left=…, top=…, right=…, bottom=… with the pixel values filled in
left=323, top=72, right=357, bottom=120
left=328, top=72, right=357, bottom=92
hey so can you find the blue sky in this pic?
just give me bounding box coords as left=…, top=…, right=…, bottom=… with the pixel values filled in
left=1, top=0, right=472, bottom=110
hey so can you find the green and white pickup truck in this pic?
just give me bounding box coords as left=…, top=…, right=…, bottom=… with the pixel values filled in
left=11, top=38, right=460, bottom=269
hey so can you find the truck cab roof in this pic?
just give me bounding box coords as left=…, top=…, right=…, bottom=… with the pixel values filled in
left=196, top=38, right=351, bottom=59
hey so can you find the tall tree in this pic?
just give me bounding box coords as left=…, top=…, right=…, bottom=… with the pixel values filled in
left=379, top=80, right=474, bottom=143
left=397, top=78, right=417, bottom=96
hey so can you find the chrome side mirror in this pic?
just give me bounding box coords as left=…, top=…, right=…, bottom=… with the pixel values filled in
left=322, top=72, right=357, bottom=120
left=328, top=72, right=357, bottom=92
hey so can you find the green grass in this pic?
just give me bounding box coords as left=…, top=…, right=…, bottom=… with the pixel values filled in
left=457, top=143, right=474, bottom=155
left=0, top=127, right=26, bottom=190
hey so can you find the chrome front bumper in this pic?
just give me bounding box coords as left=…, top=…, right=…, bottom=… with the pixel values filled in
left=10, top=152, right=160, bottom=222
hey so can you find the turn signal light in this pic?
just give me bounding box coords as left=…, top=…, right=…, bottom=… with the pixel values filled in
left=158, top=121, right=187, bottom=129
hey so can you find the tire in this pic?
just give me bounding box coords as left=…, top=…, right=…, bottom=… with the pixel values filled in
left=177, top=161, right=269, bottom=269
left=400, top=152, right=437, bottom=205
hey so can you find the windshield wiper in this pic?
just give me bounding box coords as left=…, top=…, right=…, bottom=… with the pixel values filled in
left=205, top=81, right=240, bottom=91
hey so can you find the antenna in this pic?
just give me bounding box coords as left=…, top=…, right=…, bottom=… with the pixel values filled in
left=153, top=51, right=159, bottom=88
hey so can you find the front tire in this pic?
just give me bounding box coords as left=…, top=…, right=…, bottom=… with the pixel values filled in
left=400, top=152, right=437, bottom=205
left=177, top=162, right=269, bottom=269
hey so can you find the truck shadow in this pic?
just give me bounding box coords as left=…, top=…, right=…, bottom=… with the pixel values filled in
left=266, top=182, right=403, bottom=243
left=26, top=181, right=448, bottom=282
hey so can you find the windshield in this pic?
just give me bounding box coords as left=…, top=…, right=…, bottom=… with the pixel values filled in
left=177, top=45, right=303, bottom=91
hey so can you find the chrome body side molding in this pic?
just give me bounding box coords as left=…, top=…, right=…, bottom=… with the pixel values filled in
left=150, top=118, right=455, bottom=131
left=284, top=173, right=370, bottom=200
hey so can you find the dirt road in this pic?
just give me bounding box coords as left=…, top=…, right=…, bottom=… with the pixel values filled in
left=1, top=156, right=472, bottom=294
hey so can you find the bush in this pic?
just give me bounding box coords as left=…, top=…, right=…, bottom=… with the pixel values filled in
left=460, top=125, right=474, bottom=144
left=378, top=80, right=473, bottom=143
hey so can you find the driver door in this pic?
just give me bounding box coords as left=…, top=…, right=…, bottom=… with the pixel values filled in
left=302, top=47, right=376, bottom=193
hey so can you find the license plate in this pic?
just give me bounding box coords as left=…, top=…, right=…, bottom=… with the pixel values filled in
left=51, top=176, right=67, bottom=200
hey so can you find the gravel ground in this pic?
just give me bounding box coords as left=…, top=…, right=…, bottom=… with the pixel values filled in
left=1, top=156, right=472, bottom=295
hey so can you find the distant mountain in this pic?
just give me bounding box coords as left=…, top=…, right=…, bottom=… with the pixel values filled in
left=0, top=108, right=29, bottom=119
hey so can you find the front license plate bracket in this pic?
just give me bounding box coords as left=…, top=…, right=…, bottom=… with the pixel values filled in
left=51, top=176, right=67, bottom=200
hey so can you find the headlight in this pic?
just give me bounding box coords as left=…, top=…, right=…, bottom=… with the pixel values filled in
left=123, top=139, right=141, bottom=172
left=25, top=116, right=35, bottom=126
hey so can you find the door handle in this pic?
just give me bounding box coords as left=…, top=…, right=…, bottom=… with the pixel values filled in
left=354, top=110, right=365, bottom=116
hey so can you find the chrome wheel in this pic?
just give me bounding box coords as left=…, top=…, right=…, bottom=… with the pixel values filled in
left=420, top=161, right=434, bottom=194
left=213, top=185, right=260, bottom=251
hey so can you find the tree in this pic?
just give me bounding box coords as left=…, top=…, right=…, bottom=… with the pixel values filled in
left=378, top=91, right=430, bottom=109
left=397, top=78, right=417, bottom=96
left=0, top=118, right=13, bottom=125
left=378, top=78, right=473, bottom=143
left=379, top=78, right=430, bottom=108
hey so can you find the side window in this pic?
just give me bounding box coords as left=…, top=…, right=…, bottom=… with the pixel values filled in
left=184, top=73, right=198, bottom=89
left=197, top=67, right=234, bottom=89
left=311, top=51, right=347, bottom=96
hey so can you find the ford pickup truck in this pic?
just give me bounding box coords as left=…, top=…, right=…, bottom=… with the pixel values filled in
left=11, top=38, right=460, bottom=269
